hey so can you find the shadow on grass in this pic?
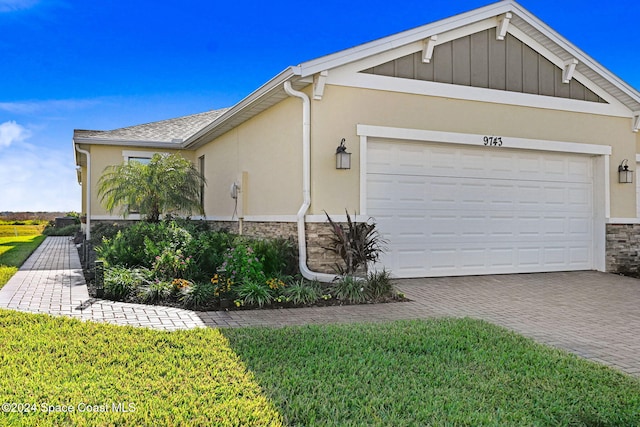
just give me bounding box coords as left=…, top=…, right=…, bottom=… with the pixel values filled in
left=0, top=235, right=46, bottom=267
left=222, top=318, right=640, bottom=426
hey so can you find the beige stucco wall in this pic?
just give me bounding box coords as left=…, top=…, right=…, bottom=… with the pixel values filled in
left=195, top=97, right=303, bottom=218
left=309, top=85, right=638, bottom=218
left=85, top=145, right=192, bottom=217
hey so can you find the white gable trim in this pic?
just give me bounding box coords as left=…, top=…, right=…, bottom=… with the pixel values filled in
left=328, top=72, right=630, bottom=118
left=321, top=15, right=631, bottom=118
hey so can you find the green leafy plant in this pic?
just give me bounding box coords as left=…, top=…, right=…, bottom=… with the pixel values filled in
left=42, top=224, right=80, bottom=236
left=89, top=222, right=128, bottom=245
left=236, top=280, right=273, bottom=308
left=97, top=153, right=206, bottom=222
left=138, top=280, right=172, bottom=304
left=96, top=221, right=193, bottom=268
left=365, top=269, right=394, bottom=299
left=104, top=266, right=150, bottom=301
left=324, top=210, right=386, bottom=276
left=284, top=279, right=321, bottom=305
left=252, top=237, right=298, bottom=276
left=221, top=244, right=266, bottom=285
left=331, top=275, right=367, bottom=303
left=181, top=281, right=216, bottom=309
left=152, top=248, right=192, bottom=280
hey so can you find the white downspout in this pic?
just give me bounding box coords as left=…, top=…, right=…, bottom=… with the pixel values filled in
left=283, top=81, right=337, bottom=283
left=75, top=146, right=91, bottom=241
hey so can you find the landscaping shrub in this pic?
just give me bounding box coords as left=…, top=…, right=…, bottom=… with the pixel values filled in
left=365, top=269, right=394, bottom=299
left=284, top=278, right=321, bottom=305
left=332, top=275, right=367, bottom=303
left=97, top=221, right=193, bottom=267
left=324, top=210, right=386, bottom=275
left=237, top=279, right=273, bottom=308
left=89, top=221, right=128, bottom=245
left=42, top=224, right=80, bottom=236
left=222, top=243, right=266, bottom=285
left=138, top=280, right=172, bottom=304
left=251, top=237, right=298, bottom=277
left=104, top=266, right=151, bottom=301
left=180, top=281, right=216, bottom=309
left=186, top=230, right=234, bottom=281
left=152, top=247, right=192, bottom=279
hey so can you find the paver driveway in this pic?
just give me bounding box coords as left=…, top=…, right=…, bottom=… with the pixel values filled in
left=2, top=237, right=640, bottom=377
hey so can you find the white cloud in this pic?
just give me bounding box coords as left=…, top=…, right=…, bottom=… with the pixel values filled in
left=0, top=121, right=30, bottom=148
left=0, top=0, right=39, bottom=12
left=0, top=144, right=80, bottom=211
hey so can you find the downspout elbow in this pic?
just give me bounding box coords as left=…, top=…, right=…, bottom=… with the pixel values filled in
left=283, top=81, right=336, bottom=283
left=74, top=145, right=91, bottom=241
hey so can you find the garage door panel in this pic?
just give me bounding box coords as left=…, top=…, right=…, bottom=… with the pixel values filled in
left=367, top=139, right=594, bottom=277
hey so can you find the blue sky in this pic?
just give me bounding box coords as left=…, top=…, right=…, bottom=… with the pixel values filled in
left=1, top=0, right=638, bottom=211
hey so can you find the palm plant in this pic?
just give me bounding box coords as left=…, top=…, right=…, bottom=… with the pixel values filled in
left=98, top=153, right=205, bottom=222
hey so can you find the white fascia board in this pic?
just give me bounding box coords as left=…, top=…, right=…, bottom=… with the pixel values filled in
left=507, top=26, right=628, bottom=109
left=328, top=72, right=631, bottom=118
left=507, top=3, right=640, bottom=107
left=298, top=2, right=514, bottom=77
left=357, top=124, right=612, bottom=156
left=184, top=66, right=300, bottom=147
left=72, top=137, right=183, bottom=149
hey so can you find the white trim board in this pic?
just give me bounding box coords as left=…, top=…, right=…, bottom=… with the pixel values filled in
left=356, top=125, right=612, bottom=155
left=327, top=73, right=630, bottom=118
left=91, top=214, right=368, bottom=223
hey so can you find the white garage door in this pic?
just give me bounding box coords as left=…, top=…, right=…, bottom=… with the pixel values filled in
left=367, top=139, right=595, bottom=278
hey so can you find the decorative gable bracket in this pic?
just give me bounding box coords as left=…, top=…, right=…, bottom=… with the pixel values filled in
left=496, top=12, right=512, bottom=41
left=422, top=35, right=438, bottom=63
left=313, top=70, right=328, bottom=100
left=562, top=59, right=579, bottom=84
left=633, top=112, right=640, bottom=133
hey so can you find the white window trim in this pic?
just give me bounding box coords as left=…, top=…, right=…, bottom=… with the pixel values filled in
left=122, top=150, right=168, bottom=162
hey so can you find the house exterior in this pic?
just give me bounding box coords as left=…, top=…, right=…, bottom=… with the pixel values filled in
left=74, top=0, right=640, bottom=280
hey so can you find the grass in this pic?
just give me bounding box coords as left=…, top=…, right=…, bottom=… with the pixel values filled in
left=223, top=318, right=640, bottom=426
left=0, top=234, right=46, bottom=288
left=0, top=224, right=45, bottom=238
left=0, top=309, right=283, bottom=427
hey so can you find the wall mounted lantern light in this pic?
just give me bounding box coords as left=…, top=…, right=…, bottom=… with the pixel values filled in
left=618, top=159, right=634, bottom=183
left=336, top=138, right=351, bottom=169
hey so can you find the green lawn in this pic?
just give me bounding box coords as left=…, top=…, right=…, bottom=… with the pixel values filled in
left=223, top=319, right=640, bottom=426
left=2, top=309, right=639, bottom=426
left=0, top=309, right=282, bottom=427
left=0, top=235, right=46, bottom=288
left=0, top=224, right=46, bottom=238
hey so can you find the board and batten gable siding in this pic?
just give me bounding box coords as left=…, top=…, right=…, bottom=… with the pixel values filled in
left=361, top=28, right=605, bottom=104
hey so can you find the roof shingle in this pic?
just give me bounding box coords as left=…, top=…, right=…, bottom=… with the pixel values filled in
left=74, top=108, right=229, bottom=143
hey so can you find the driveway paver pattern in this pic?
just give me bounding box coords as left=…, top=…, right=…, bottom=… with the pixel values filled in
left=2, top=236, right=639, bottom=377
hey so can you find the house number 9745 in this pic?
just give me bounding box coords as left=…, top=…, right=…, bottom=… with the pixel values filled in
left=483, top=136, right=503, bottom=146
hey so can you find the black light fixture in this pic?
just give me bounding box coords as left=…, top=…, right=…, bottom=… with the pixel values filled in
left=336, top=138, right=351, bottom=169
left=618, top=159, right=634, bottom=183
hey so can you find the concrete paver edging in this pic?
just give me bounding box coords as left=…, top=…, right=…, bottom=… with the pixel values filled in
left=1, top=236, right=639, bottom=377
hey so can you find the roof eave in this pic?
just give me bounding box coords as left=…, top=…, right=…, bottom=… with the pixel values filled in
left=73, top=136, right=185, bottom=149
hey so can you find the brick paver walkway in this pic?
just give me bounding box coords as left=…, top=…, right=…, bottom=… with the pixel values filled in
left=2, top=237, right=640, bottom=377
left=0, top=237, right=204, bottom=330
